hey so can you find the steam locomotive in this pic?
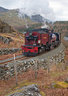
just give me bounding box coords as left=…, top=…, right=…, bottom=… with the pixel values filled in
left=21, top=28, right=61, bottom=56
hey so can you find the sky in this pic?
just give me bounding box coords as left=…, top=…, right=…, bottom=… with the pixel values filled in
left=0, top=0, right=68, bottom=21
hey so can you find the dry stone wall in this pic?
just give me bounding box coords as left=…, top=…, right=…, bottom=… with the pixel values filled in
left=0, top=50, right=65, bottom=80
left=0, top=48, right=21, bottom=55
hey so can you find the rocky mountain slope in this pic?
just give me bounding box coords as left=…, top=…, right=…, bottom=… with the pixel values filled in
left=0, top=19, right=14, bottom=33
left=0, top=9, right=33, bottom=27
left=0, top=6, right=9, bottom=12
left=0, top=6, right=51, bottom=33
left=53, top=21, right=68, bottom=48
left=0, top=19, right=15, bottom=44
left=53, top=21, right=68, bottom=35
left=0, top=19, right=24, bottom=48
left=31, top=14, right=51, bottom=23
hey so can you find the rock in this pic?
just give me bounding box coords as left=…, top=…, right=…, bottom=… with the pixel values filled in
left=51, top=82, right=56, bottom=88
left=65, top=78, right=68, bottom=83
left=0, top=35, right=13, bottom=44
left=0, top=36, right=3, bottom=40
left=26, top=84, right=39, bottom=92
left=51, top=81, right=68, bottom=88
left=0, top=19, right=15, bottom=33
left=0, top=50, right=2, bottom=55
left=23, top=66, right=27, bottom=72
left=8, top=84, right=41, bottom=96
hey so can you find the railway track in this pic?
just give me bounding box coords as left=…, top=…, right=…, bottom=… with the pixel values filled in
left=0, top=55, right=29, bottom=65
left=0, top=43, right=65, bottom=65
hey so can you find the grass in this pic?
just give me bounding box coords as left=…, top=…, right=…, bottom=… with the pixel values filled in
left=1, top=66, right=68, bottom=96
left=6, top=80, right=37, bottom=96
left=52, top=81, right=68, bottom=88
left=57, top=81, right=68, bottom=88
left=50, top=68, right=68, bottom=78
left=0, top=31, right=24, bottom=48
left=6, top=78, right=46, bottom=96
left=40, top=91, right=46, bottom=96
left=0, top=10, right=39, bottom=29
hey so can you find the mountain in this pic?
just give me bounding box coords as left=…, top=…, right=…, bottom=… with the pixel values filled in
left=0, top=9, right=42, bottom=32
left=0, top=6, right=9, bottom=12
left=0, top=18, right=25, bottom=48
left=0, top=9, right=37, bottom=30
left=0, top=7, right=51, bottom=23
left=31, top=14, right=51, bottom=23
left=0, top=6, right=51, bottom=33
left=31, top=14, right=44, bottom=22
left=0, top=7, right=36, bottom=25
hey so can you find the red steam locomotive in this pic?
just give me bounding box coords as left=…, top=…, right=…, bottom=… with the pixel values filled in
left=21, top=28, right=60, bottom=56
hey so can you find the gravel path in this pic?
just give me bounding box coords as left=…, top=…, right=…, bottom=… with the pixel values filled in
left=35, top=43, right=65, bottom=59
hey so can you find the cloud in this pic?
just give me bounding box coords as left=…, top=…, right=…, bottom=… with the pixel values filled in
left=18, top=0, right=55, bottom=21
left=0, top=0, right=22, bottom=9
left=0, top=0, right=55, bottom=21
left=0, top=0, right=68, bottom=20
left=49, top=0, right=68, bottom=20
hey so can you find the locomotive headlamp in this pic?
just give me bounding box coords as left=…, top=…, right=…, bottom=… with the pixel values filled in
left=52, top=34, right=56, bottom=38
left=29, top=32, right=32, bottom=36
left=38, top=40, right=41, bottom=43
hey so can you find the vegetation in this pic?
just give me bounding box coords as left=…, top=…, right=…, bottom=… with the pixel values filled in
left=53, top=21, right=68, bottom=48
left=0, top=8, right=68, bottom=96
left=0, top=61, right=68, bottom=96
left=0, top=10, right=42, bottom=33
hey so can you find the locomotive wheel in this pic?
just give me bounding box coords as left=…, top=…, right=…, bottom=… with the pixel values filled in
left=46, top=43, right=50, bottom=51
left=50, top=45, right=54, bottom=50
left=38, top=48, right=42, bottom=54
left=48, top=46, right=50, bottom=51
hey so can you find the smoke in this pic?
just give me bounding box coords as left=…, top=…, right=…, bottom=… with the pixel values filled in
left=18, top=0, right=55, bottom=21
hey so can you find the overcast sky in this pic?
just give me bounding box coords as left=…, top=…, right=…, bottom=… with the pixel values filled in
left=0, top=0, right=68, bottom=21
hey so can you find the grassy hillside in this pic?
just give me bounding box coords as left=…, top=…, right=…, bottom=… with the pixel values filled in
left=0, top=9, right=42, bottom=48
left=0, top=19, right=24, bottom=48
left=0, top=9, right=42, bottom=32
left=53, top=21, right=68, bottom=48
left=54, top=21, right=68, bottom=34
left=0, top=19, right=14, bottom=33
left=0, top=10, right=31, bottom=26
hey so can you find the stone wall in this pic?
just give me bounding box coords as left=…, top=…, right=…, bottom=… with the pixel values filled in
left=0, top=48, right=21, bottom=55
left=0, top=50, right=65, bottom=80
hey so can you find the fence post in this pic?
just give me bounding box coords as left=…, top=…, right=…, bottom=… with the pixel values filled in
left=13, top=54, right=18, bottom=86
left=34, top=60, right=38, bottom=79
left=47, top=57, right=50, bottom=73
